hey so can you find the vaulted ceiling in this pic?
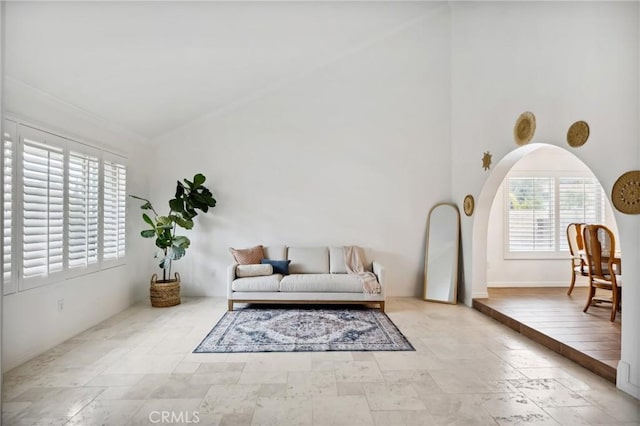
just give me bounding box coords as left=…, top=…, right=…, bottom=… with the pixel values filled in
left=5, top=1, right=439, bottom=141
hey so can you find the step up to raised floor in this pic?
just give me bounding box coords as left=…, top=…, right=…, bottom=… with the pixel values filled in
left=473, top=292, right=618, bottom=384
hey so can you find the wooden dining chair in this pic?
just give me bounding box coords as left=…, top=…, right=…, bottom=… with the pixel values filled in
left=582, top=224, right=622, bottom=321
left=566, top=223, right=588, bottom=295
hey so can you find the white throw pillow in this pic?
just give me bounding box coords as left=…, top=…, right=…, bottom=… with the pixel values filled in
left=288, top=247, right=329, bottom=274
left=236, top=264, right=273, bottom=278
left=329, top=247, right=348, bottom=274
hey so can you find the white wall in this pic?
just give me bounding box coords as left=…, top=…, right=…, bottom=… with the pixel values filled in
left=451, top=1, right=639, bottom=398
left=487, top=148, right=618, bottom=288
left=2, top=80, right=152, bottom=371
left=148, top=3, right=452, bottom=298
left=621, top=0, right=640, bottom=398
left=630, top=1, right=640, bottom=398
left=0, top=0, right=5, bottom=406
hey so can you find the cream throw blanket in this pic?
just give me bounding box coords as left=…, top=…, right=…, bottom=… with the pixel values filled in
left=344, top=246, right=381, bottom=295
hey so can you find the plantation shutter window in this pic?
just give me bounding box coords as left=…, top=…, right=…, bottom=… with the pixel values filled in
left=508, top=177, right=555, bottom=252
left=21, top=128, right=65, bottom=282
left=505, top=173, right=608, bottom=258
left=103, top=159, right=127, bottom=261
left=3, top=119, right=128, bottom=291
left=68, top=151, right=100, bottom=269
left=558, top=177, right=605, bottom=251
left=3, top=120, right=17, bottom=294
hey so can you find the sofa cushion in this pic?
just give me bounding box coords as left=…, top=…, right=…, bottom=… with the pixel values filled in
left=261, top=259, right=291, bottom=275
left=263, top=245, right=287, bottom=261
left=229, top=245, right=264, bottom=265
left=279, top=274, right=364, bottom=293
left=329, top=247, right=348, bottom=274
left=232, top=274, right=283, bottom=292
left=236, top=264, right=273, bottom=278
left=288, top=247, right=329, bottom=274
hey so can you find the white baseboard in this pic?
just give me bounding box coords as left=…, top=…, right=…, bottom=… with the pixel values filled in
left=617, top=361, right=640, bottom=399
left=487, top=281, right=586, bottom=288
left=472, top=291, right=489, bottom=299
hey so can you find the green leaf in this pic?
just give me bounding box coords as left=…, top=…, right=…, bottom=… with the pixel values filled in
left=193, top=173, right=205, bottom=187
left=141, top=229, right=155, bottom=238
left=159, top=258, right=169, bottom=269
left=156, top=216, right=173, bottom=229
left=197, top=188, right=216, bottom=207
left=172, top=215, right=193, bottom=230
left=169, top=198, right=184, bottom=213
left=155, top=236, right=172, bottom=249
left=175, top=182, right=185, bottom=198
left=173, top=236, right=191, bottom=249
left=142, top=213, right=154, bottom=227
left=169, top=245, right=186, bottom=260
left=130, top=195, right=154, bottom=210
left=157, top=216, right=172, bottom=225
left=191, top=192, right=207, bottom=204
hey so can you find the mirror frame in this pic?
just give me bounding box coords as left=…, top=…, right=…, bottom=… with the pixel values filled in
left=423, top=202, right=461, bottom=304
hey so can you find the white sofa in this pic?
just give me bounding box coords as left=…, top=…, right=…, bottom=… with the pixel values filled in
left=227, top=246, right=385, bottom=311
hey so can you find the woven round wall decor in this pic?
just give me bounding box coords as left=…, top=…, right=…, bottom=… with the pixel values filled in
left=463, top=195, right=475, bottom=217
left=567, top=121, right=590, bottom=147
left=611, top=170, right=640, bottom=215
left=514, top=112, right=536, bottom=146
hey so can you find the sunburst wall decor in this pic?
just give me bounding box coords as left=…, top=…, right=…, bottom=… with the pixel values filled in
left=482, top=151, right=492, bottom=171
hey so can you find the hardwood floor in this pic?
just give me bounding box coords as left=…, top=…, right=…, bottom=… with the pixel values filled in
left=473, top=287, right=621, bottom=384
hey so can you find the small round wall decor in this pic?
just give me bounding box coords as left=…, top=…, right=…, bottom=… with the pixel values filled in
left=463, top=194, right=475, bottom=216
left=567, top=120, right=590, bottom=148
left=514, top=111, right=536, bottom=146
left=611, top=170, right=640, bottom=215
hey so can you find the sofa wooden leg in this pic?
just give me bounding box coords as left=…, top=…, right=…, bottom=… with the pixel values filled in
left=379, top=301, right=385, bottom=312
left=228, top=300, right=234, bottom=311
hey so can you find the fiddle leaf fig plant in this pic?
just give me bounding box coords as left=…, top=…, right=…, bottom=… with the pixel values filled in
left=130, top=173, right=216, bottom=282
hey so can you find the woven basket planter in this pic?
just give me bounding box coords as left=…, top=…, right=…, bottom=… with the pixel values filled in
left=150, top=273, right=181, bottom=308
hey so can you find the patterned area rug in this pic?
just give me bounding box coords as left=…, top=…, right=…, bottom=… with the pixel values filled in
left=193, top=307, right=414, bottom=353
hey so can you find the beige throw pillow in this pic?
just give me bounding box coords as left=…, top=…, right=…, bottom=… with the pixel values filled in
left=229, top=245, right=264, bottom=265
left=236, top=264, right=273, bottom=278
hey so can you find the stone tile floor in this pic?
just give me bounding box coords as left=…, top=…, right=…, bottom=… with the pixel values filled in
left=2, top=297, right=639, bottom=425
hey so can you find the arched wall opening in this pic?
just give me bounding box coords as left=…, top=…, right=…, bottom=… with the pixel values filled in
left=470, top=143, right=620, bottom=298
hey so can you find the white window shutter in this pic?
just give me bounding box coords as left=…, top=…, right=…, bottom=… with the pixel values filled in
left=21, top=134, right=65, bottom=281
left=3, top=120, right=128, bottom=291
left=508, top=177, right=555, bottom=252
left=3, top=120, right=17, bottom=294
left=103, top=160, right=127, bottom=261
left=559, top=177, right=605, bottom=251
left=68, top=151, right=100, bottom=269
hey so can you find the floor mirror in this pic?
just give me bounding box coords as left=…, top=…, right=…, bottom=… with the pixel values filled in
left=423, top=203, right=461, bottom=304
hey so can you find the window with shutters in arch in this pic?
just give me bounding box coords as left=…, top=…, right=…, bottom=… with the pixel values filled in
left=504, top=171, right=605, bottom=259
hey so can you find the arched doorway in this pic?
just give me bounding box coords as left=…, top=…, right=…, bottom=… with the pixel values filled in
left=471, top=143, right=619, bottom=297
left=470, top=143, right=622, bottom=383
